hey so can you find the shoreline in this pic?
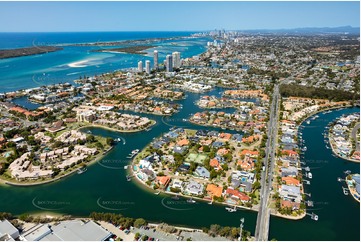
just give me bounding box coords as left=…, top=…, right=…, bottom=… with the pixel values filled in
left=129, top=135, right=307, bottom=221
left=328, top=121, right=360, bottom=163
left=346, top=175, right=360, bottom=203
left=0, top=144, right=112, bottom=187
left=80, top=120, right=157, bottom=133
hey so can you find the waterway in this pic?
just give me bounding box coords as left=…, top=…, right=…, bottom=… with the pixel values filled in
left=0, top=87, right=359, bottom=240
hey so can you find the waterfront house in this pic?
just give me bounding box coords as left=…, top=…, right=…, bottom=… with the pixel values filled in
left=206, top=184, right=223, bottom=198
left=225, top=188, right=250, bottom=203
left=279, top=185, right=302, bottom=203
left=156, top=176, right=171, bottom=189
left=282, top=177, right=301, bottom=186
left=185, top=181, right=204, bottom=196
left=281, top=200, right=300, bottom=210
left=139, top=159, right=152, bottom=170
left=139, top=168, right=156, bottom=181
left=170, top=179, right=183, bottom=190
left=281, top=167, right=298, bottom=177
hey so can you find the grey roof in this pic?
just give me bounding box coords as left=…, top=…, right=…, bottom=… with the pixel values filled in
left=352, top=174, right=360, bottom=185
left=173, top=146, right=188, bottom=154
left=212, top=141, right=224, bottom=148
left=0, top=220, right=19, bottom=239
left=281, top=185, right=301, bottom=195
left=40, top=220, right=111, bottom=241
left=195, top=166, right=210, bottom=178
left=240, top=181, right=253, bottom=193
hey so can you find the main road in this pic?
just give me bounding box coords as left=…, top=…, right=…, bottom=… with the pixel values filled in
left=254, top=84, right=280, bottom=241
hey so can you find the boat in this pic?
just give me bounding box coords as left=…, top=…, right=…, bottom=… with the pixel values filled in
left=308, top=172, right=313, bottom=179
left=77, top=167, right=87, bottom=174
left=124, top=166, right=128, bottom=169
left=126, top=175, right=132, bottom=181
left=303, top=179, right=310, bottom=185
left=304, top=166, right=310, bottom=172
left=208, top=200, right=213, bottom=205
left=306, top=120, right=311, bottom=124
left=187, top=197, right=196, bottom=203
left=344, top=170, right=351, bottom=175
left=342, top=187, right=349, bottom=195
left=301, top=146, right=307, bottom=152
left=154, top=191, right=160, bottom=195
left=225, top=206, right=237, bottom=212
left=87, top=130, right=92, bottom=134
left=311, top=213, right=319, bottom=221
left=145, top=127, right=152, bottom=131
left=306, top=200, right=314, bottom=207
left=127, top=149, right=140, bottom=158
left=182, top=118, right=188, bottom=122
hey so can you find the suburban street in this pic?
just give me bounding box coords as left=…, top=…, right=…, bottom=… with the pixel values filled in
left=351, top=122, right=360, bottom=152
left=254, top=84, right=280, bottom=241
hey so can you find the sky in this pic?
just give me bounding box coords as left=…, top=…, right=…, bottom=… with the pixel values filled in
left=0, top=1, right=359, bottom=32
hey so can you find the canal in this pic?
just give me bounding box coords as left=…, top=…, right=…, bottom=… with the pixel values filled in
left=0, top=87, right=359, bottom=240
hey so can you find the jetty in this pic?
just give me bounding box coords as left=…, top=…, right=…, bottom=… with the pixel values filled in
left=306, top=212, right=319, bottom=221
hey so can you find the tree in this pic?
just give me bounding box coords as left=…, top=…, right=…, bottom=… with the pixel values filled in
left=134, top=218, right=147, bottom=228
left=209, top=224, right=221, bottom=236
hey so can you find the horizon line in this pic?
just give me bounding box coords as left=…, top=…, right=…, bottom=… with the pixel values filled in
left=0, top=25, right=359, bottom=34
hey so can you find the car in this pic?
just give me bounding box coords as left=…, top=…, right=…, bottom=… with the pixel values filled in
left=153, top=229, right=156, bottom=232
left=148, top=237, right=153, bottom=241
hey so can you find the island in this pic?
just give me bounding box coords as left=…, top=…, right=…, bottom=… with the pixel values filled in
left=0, top=46, right=63, bottom=59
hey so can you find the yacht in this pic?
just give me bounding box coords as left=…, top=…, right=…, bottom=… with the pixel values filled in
left=225, top=206, right=237, bottom=212
left=311, top=213, right=319, bottom=221
left=308, top=172, right=313, bottom=179
left=77, top=167, right=87, bottom=174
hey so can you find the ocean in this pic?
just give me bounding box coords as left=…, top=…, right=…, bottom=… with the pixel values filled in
left=0, top=32, right=211, bottom=92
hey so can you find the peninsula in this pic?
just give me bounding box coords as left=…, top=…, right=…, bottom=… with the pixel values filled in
left=93, top=45, right=156, bottom=55
left=0, top=46, right=63, bottom=59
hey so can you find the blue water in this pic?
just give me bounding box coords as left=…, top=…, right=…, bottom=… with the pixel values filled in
left=0, top=32, right=211, bottom=92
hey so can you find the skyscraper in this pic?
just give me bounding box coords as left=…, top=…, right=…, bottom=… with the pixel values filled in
left=138, top=61, right=143, bottom=72
left=172, top=51, right=181, bottom=69
left=166, top=55, right=173, bottom=72
left=145, top=60, right=151, bottom=74
left=153, top=50, right=158, bottom=70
